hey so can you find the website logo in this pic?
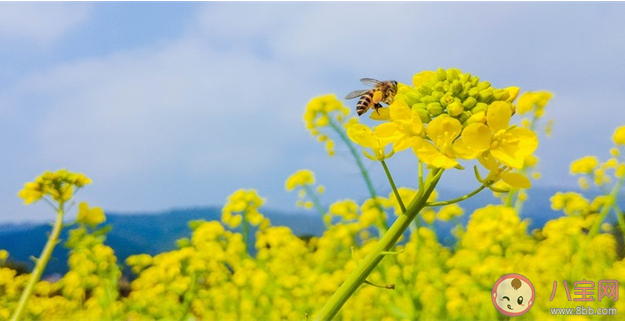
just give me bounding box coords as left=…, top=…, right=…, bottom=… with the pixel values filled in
left=492, top=273, right=535, bottom=317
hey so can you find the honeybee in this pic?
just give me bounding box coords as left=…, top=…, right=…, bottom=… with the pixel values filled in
left=345, top=78, right=398, bottom=116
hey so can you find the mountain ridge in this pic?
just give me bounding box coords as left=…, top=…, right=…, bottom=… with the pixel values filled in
left=0, top=186, right=585, bottom=277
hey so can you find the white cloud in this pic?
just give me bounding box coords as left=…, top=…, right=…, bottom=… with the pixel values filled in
left=0, top=2, right=92, bottom=45
left=2, top=28, right=324, bottom=215
left=3, top=2, right=625, bottom=223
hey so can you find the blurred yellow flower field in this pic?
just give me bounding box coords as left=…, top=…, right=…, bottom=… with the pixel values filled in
left=2, top=69, right=625, bottom=320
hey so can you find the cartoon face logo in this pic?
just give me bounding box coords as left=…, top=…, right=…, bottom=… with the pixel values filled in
left=492, top=274, right=535, bottom=317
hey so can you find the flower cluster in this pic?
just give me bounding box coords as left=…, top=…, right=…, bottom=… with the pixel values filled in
left=221, top=189, right=267, bottom=229
left=285, top=169, right=326, bottom=215
left=569, top=125, right=625, bottom=189
left=345, top=68, right=540, bottom=192
left=304, top=94, right=353, bottom=156
left=3, top=130, right=625, bottom=319
left=3, top=68, right=624, bottom=320
left=18, top=169, right=91, bottom=205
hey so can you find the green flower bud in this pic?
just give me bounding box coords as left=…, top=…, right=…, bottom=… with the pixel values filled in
left=468, top=87, right=479, bottom=98
left=407, top=92, right=421, bottom=101
left=461, top=82, right=472, bottom=98
left=427, top=102, right=443, bottom=116
left=447, top=68, right=460, bottom=81
left=461, top=72, right=471, bottom=84
left=471, top=102, right=488, bottom=114
left=458, top=111, right=471, bottom=124
left=421, top=95, right=437, bottom=104
left=493, top=88, right=510, bottom=101
left=451, top=80, right=463, bottom=94
left=432, top=91, right=444, bottom=101
left=418, top=85, right=432, bottom=95
left=440, top=94, right=455, bottom=107
left=470, top=76, right=480, bottom=86
left=477, top=81, right=491, bottom=91
left=412, top=102, right=427, bottom=110
left=416, top=108, right=431, bottom=123
left=447, top=101, right=464, bottom=117
left=478, top=89, right=494, bottom=103
left=436, top=67, right=447, bottom=81
left=462, top=97, right=477, bottom=109
left=403, top=92, right=420, bottom=106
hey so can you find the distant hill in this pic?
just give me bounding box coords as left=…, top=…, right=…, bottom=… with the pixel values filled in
left=0, top=207, right=326, bottom=278
left=0, top=186, right=605, bottom=278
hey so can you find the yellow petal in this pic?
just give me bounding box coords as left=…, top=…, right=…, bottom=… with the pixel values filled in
left=452, top=138, right=482, bottom=160
left=478, top=154, right=499, bottom=171
left=374, top=122, right=399, bottom=139
left=347, top=123, right=374, bottom=147
left=413, top=140, right=459, bottom=169
left=501, top=172, right=531, bottom=188
left=486, top=101, right=512, bottom=133
left=395, top=136, right=420, bottom=152
left=370, top=107, right=391, bottom=121
left=426, top=116, right=462, bottom=148
left=389, top=100, right=411, bottom=121
left=461, top=123, right=492, bottom=151
left=491, top=128, right=538, bottom=168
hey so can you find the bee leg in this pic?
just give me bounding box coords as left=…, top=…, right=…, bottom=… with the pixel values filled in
left=374, top=103, right=382, bottom=115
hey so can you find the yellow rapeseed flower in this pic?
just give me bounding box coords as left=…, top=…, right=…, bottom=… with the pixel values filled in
left=459, top=101, right=538, bottom=169
left=329, top=199, right=359, bottom=221
left=517, top=91, right=553, bottom=117
left=304, top=95, right=351, bottom=156
left=18, top=169, right=92, bottom=205
left=373, top=100, right=424, bottom=152
left=613, top=125, right=625, bottom=145
left=436, top=204, right=464, bottom=221
left=285, top=169, right=315, bottom=191
left=76, top=202, right=106, bottom=227
left=414, top=116, right=463, bottom=169
left=570, top=156, right=599, bottom=174
left=346, top=123, right=393, bottom=161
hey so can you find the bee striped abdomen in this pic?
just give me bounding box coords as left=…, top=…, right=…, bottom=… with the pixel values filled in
left=356, top=90, right=375, bottom=116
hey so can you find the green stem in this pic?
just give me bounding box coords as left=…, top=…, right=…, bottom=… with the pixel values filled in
left=303, top=184, right=326, bottom=220
left=328, top=118, right=386, bottom=231
left=11, top=202, right=65, bottom=321
left=314, top=168, right=443, bottom=320
left=611, top=198, right=625, bottom=252
left=428, top=184, right=488, bottom=207
left=381, top=160, right=406, bottom=214
left=179, top=272, right=198, bottom=321
left=242, top=215, right=250, bottom=254
left=587, top=175, right=623, bottom=239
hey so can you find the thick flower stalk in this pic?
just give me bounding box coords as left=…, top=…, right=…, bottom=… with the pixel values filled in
left=316, top=68, right=541, bottom=319
left=11, top=169, right=91, bottom=321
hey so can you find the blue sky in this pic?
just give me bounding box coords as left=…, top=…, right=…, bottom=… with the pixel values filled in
left=1, top=2, right=625, bottom=224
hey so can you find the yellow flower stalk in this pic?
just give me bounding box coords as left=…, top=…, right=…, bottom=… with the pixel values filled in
left=11, top=169, right=92, bottom=321
left=316, top=68, right=543, bottom=319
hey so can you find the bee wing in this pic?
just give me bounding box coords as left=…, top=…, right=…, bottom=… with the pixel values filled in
left=360, top=78, right=382, bottom=86
left=345, top=89, right=371, bottom=100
